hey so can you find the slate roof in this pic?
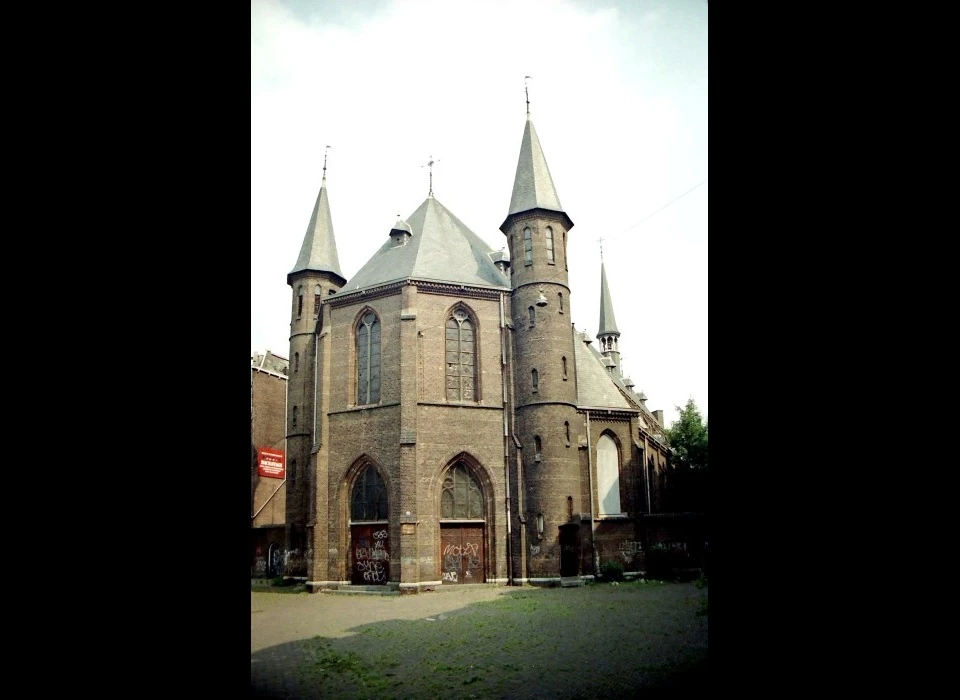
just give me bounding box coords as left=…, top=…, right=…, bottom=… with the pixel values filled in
left=573, top=330, right=637, bottom=410
left=289, top=177, right=345, bottom=283
left=500, top=113, right=573, bottom=232
left=597, top=262, right=620, bottom=337
left=335, top=196, right=511, bottom=294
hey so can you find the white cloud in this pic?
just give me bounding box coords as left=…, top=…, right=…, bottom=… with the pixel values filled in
left=251, top=0, right=707, bottom=425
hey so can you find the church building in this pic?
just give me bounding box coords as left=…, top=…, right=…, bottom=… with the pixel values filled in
left=282, top=99, right=679, bottom=592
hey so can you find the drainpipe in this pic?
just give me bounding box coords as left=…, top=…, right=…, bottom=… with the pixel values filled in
left=500, top=292, right=513, bottom=586
left=253, top=478, right=287, bottom=519
left=313, top=326, right=319, bottom=449
left=643, top=435, right=652, bottom=514
left=585, top=412, right=599, bottom=576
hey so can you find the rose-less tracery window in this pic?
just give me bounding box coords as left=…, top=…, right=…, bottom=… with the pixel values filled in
left=351, top=466, right=388, bottom=521
left=441, top=464, right=483, bottom=519
left=445, top=309, right=476, bottom=401
left=357, top=312, right=381, bottom=404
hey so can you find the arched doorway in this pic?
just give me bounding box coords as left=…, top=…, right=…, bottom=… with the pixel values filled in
left=439, top=462, right=486, bottom=584
left=267, top=542, right=281, bottom=577
left=349, top=465, right=389, bottom=584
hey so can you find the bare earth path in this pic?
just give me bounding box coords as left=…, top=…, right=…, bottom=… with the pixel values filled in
left=251, top=582, right=708, bottom=698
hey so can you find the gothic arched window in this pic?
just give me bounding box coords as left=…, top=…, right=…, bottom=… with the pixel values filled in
left=314, top=284, right=322, bottom=318
left=356, top=311, right=381, bottom=404
left=523, top=227, right=533, bottom=265
left=297, top=285, right=304, bottom=318
left=351, top=466, right=388, bottom=521
left=597, top=433, right=621, bottom=515
left=546, top=226, right=555, bottom=263
left=445, top=308, right=476, bottom=402
left=441, top=463, right=484, bottom=519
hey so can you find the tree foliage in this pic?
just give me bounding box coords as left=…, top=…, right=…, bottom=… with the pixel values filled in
left=662, top=399, right=708, bottom=512
left=667, top=398, right=708, bottom=471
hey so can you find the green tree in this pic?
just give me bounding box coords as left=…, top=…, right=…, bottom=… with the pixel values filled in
left=666, top=398, right=708, bottom=470
left=664, top=399, right=707, bottom=513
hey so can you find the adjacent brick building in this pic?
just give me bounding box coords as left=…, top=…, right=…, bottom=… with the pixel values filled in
left=276, top=103, right=697, bottom=592
left=250, top=350, right=288, bottom=577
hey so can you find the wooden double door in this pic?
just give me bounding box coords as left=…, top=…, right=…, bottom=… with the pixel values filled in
left=440, top=524, right=484, bottom=584
left=351, top=524, right=390, bottom=585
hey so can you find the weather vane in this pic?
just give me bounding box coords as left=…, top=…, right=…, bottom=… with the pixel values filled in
left=322, top=145, right=330, bottom=182
left=422, top=154, right=440, bottom=197
left=524, top=75, right=532, bottom=114
left=598, top=235, right=604, bottom=261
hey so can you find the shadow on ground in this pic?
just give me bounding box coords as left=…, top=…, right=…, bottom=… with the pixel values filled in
left=251, top=582, right=708, bottom=699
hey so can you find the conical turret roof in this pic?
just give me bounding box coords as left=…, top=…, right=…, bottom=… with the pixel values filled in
left=597, top=262, right=620, bottom=338
left=500, top=113, right=573, bottom=232
left=288, top=176, right=344, bottom=284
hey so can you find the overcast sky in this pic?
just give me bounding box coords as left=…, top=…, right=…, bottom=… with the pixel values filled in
left=252, top=0, right=707, bottom=427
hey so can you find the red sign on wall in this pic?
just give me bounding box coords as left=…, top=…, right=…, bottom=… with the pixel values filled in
left=258, top=447, right=285, bottom=478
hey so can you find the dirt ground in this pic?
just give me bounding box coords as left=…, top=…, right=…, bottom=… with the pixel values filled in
left=251, top=582, right=708, bottom=698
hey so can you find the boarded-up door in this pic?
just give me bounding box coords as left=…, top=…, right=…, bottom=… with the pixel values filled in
left=440, top=525, right=484, bottom=584
left=351, top=524, right=389, bottom=585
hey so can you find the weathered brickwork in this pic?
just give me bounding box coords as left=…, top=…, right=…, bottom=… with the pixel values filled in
left=270, top=113, right=698, bottom=591
left=250, top=361, right=288, bottom=575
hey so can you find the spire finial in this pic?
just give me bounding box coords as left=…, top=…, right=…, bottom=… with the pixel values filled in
left=322, top=145, right=330, bottom=183
left=524, top=75, right=532, bottom=115
left=422, top=154, right=440, bottom=197
left=598, top=236, right=604, bottom=261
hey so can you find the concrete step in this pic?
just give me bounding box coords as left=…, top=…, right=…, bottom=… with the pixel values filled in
left=324, top=585, right=400, bottom=596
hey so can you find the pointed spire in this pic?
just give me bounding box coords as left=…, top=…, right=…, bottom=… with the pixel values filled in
left=500, top=79, right=572, bottom=232
left=597, top=262, right=620, bottom=339
left=288, top=146, right=344, bottom=283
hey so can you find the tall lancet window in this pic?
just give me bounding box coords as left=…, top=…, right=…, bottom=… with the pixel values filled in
left=532, top=369, right=539, bottom=393
left=445, top=307, right=477, bottom=402
left=356, top=311, right=381, bottom=405
left=314, top=284, right=322, bottom=318
left=546, top=226, right=555, bottom=263
left=523, top=227, right=533, bottom=265
left=297, top=286, right=304, bottom=318
left=597, top=433, right=622, bottom=515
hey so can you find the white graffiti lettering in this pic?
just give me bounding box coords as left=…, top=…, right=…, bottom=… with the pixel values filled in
left=373, top=529, right=388, bottom=540
left=355, top=547, right=389, bottom=560
left=442, top=571, right=458, bottom=581
left=619, top=541, right=643, bottom=561
left=530, top=545, right=541, bottom=555
left=442, top=542, right=479, bottom=558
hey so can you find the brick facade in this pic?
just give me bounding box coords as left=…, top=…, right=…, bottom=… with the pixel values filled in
left=271, top=113, right=698, bottom=591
